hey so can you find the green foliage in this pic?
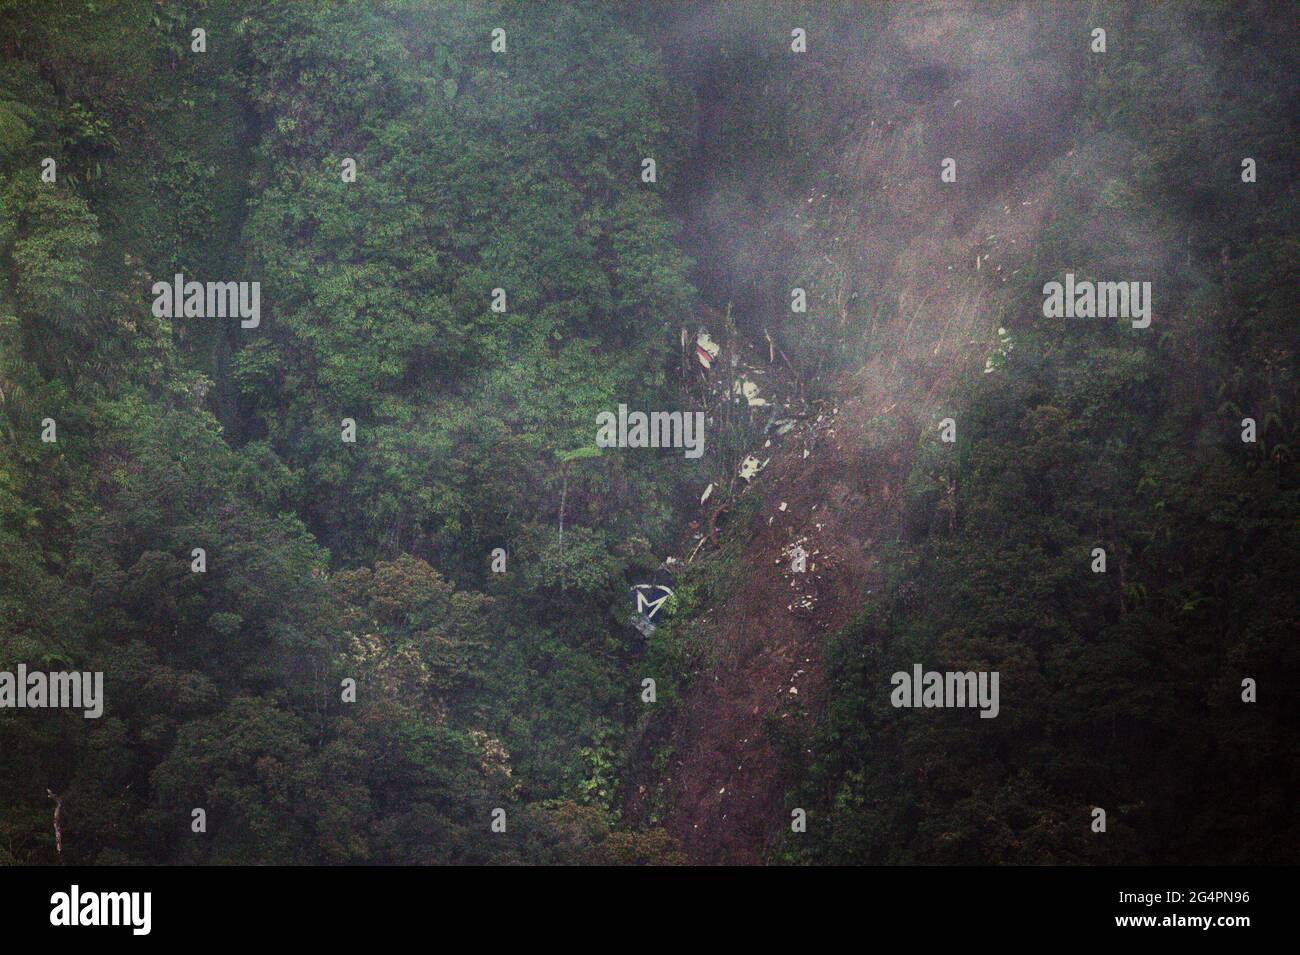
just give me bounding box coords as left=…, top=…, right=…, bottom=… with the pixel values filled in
left=786, top=1, right=1299, bottom=865
left=0, top=0, right=693, bottom=865
left=1, top=0, right=1292, bottom=869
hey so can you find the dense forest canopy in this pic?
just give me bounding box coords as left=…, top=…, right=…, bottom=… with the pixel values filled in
left=2, top=0, right=700, bottom=865
left=0, top=0, right=1295, bottom=866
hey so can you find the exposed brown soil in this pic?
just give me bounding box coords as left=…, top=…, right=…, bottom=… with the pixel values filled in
left=627, top=2, right=1079, bottom=864
left=659, top=379, right=904, bottom=864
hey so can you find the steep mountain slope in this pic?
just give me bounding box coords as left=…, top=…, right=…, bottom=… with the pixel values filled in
left=632, top=1, right=1296, bottom=865
left=625, top=2, right=1084, bottom=863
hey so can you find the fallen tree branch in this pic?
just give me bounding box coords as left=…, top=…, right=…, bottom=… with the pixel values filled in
left=46, top=789, right=64, bottom=862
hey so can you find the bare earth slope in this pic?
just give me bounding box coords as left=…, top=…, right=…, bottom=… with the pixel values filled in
left=646, top=3, right=1083, bottom=863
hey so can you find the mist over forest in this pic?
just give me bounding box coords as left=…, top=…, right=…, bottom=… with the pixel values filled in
left=0, top=0, right=1296, bottom=869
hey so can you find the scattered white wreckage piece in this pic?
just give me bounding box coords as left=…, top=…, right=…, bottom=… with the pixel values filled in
left=780, top=532, right=822, bottom=615
left=738, top=455, right=769, bottom=482
left=782, top=539, right=810, bottom=568
left=694, top=329, right=720, bottom=370
left=790, top=594, right=817, bottom=613
left=983, top=326, right=1015, bottom=374
left=700, top=482, right=714, bottom=504
left=628, top=564, right=676, bottom=638
left=733, top=375, right=769, bottom=407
